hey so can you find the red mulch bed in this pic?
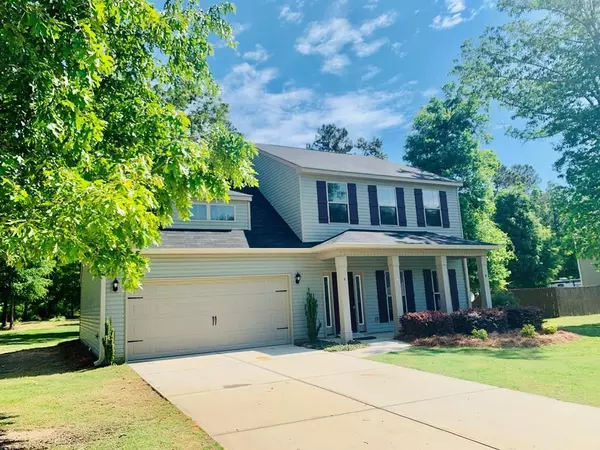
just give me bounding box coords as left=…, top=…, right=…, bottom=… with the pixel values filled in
left=409, top=330, right=580, bottom=348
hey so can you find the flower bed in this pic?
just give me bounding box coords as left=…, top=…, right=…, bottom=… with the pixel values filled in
left=411, top=330, right=579, bottom=348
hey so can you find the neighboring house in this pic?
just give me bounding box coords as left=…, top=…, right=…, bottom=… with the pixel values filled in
left=578, top=259, right=600, bottom=287
left=548, top=278, right=582, bottom=288
left=80, top=144, right=497, bottom=362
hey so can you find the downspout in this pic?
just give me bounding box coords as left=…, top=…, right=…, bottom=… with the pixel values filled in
left=94, top=276, right=106, bottom=366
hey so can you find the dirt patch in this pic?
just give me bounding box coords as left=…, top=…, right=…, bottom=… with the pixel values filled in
left=411, top=330, right=580, bottom=348
left=0, top=340, right=94, bottom=379
left=1, top=426, right=90, bottom=450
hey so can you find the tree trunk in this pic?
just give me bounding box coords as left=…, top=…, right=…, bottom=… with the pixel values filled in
left=9, top=297, right=15, bottom=330
left=23, top=301, right=29, bottom=322
left=1, top=297, right=7, bottom=329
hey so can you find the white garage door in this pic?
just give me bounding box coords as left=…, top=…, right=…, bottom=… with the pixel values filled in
left=126, top=275, right=290, bottom=361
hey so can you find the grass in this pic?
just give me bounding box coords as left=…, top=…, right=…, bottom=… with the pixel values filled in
left=0, top=321, right=221, bottom=449
left=372, top=314, right=600, bottom=408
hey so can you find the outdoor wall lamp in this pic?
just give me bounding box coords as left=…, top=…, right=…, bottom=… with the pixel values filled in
left=295, top=272, right=301, bottom=284
left=112, top=278, right=119, bottom=292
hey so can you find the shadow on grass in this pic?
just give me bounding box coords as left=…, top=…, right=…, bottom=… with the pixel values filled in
left=388, top=345, right=547, bottom=360
left=561, top=323, right=600, bottom=337
left=0, top=330, right=79, bottom=347
left=0, top=340, right=96, bottom=380
left=0, top=414, right=23, bottom=450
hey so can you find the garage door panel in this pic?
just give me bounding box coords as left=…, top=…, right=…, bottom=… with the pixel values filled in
left=127, top=276, right=290, bottom=360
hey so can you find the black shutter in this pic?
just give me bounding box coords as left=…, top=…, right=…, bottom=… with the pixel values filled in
left=332, top=272, right=340, bottom=333
left=439, top=191, right=450, bottom=228
left=448, top=269, right=460, bottom=312
left=396, top=187, right=407, bottom=226
left=423, top=269, right=435, bottom=310
left=404, top=270, right=416, bottom=312
left=348, top=183, right=359, bottom=225
left=317, top=181, right=329, bottom=224
left=414, top=188, right=426, bottom=227
left=375, top=270, right=389, bottom=322
left=368, top=185, right=380, bottom=226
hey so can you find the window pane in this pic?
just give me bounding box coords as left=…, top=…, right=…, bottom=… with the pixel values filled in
left=328, top=203, right=348, bottom=223
left=190, top=204, right=207, bottom=220
left=423, top=190, right=440, bottom=209
left=377, top=186, right=396, bottom=206
left=355, top=276, right=364, bottom=325
left=323, top=277, right=332, bottom=328
left=327, top=183, right=347, bottom=202
left=425, top=208, right=442, bottom=227
left=380, top=206, right=398, bottom=225
left=210, top=205, right=235, bottom=221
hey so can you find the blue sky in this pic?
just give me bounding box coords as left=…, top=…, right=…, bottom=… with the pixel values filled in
left=203, top=0, right=559, bottom=183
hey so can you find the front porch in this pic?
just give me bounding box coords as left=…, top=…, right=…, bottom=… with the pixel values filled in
left=312, top=231, right=497, bottom=343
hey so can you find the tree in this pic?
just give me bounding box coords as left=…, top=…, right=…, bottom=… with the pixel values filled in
left=456, top=0, right=600, bottom=263
left=307, top=124, right=387, bottom=159
left=0, top=1, right=257, bottom=290
left=494, top=189, right=560, bottom=288
left=404, top=85, right=514, bottom=290
left=494, top=164, right=541, bottom=193
left=356, top=137, right=387, bottom=160
left=307, top=124, right=354, bottom=154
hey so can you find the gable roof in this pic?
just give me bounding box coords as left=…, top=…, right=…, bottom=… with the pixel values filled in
left=255, top=143, right=460, bottom=186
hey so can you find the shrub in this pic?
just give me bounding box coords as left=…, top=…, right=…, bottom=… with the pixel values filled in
left=471, top=328, right=488, bottom=340
left=542, top=323, right=558, bottom=335
left=451, top=309, right=508, bottom=334
left=520, top=324, right=536, bottom=338
left=304, top=288, right=322, bottom=343
left=505, top=306, right=543, bottom=330
left=400, top=311, right=454, bottom=338
left=492, top=291, right=518, bottom=307
left=102, top=318, right=115, bottom=365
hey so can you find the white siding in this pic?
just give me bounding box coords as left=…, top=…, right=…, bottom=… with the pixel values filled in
left=107, top=254, right=469, bottom=359
left=300, top=174, right=463, bottom=242
left=254, top=153, right=302, bottom=238
left=169, top=199, right=250, bottom=230
left=79, top=267, right=102, bottom=355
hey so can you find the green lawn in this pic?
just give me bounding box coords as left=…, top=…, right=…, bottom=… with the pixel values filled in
left=0, top=321, right=221, bottom=449
left=372, top=314, right=600, bottom=408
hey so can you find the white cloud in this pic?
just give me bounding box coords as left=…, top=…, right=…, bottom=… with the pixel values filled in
left=431, top=0, right=479, bottom=30
left=242, top=44, right=270, bottom=62
left=279, top=5, right=304, bottom=23
left=232, top=22, right=251, bottom=37
left=364, top=0, right=378, bottom=10
left=322, top=54, right=351, bottom=74
left=421, top=88, right=439, bottom=98
left=295, top=13, right=397, bottom=74
left=361, top=65, right=381, bottom=81
left=391, top=41, right=407, bottom=58
left=220, top=64, right=409, bottom=147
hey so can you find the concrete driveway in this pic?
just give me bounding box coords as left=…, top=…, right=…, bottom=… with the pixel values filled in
left=130, top=345, right=600, bottom=450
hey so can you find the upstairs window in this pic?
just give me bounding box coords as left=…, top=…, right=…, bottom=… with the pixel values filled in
left=423, top=190, right=442, bottom=227
left=377, top=186, right=398, bottom=226
left=327, top=182, right=349, bottom=223
left=189, top=203, right=235, bottom=221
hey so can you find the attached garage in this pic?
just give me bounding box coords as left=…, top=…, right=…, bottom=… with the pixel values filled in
left=126, top=275, right=291, bottom=361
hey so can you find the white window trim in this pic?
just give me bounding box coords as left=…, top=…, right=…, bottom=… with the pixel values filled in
left=323, top=275, right=333, bottom=329
left=190, top=203, right=236, bottom=222
left=377, top=186, right=398, bottom=227
left=384, top=270, right=407, bottom=321
left=423, top=189, right=443, bottom=228
left=430, top=270, right=441, bottom=311
left=326, top=181, right=349, bottom=224
left=354, top=274, right=365, bottom=326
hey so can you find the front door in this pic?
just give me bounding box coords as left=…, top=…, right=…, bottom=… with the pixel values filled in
left=332, top=272, right=358, bottom=334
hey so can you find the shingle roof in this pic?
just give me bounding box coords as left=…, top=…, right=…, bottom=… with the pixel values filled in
left=255, top=143, right=459, bottom=185
left=316, top=230, right=495, bottom=248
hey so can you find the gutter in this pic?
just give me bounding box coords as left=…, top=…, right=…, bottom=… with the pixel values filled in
left=93, top=276, right=106, bottom=367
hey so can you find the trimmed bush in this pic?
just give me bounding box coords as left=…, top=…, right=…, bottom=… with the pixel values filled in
left=452, top=309, right=508, bottom=334
left=521, top=324, right=537, bottom=338
left=304, top=288, right=322, bottom=343
left=400, top=311, right=454, bottom=337
left=102, top=318, right=115, bottom=365
left=471, top=328, right=488, bottom=340
left=505, top=306, right=543, bottom=330
left=542, top=323, right=558, bottom=335
left=492, top=291, right=519, bottom=307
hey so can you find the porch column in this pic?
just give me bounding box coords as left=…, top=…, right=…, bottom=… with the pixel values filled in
left=387, top=256, right=404, bottom=336
left=477, top=255, right=493, bottom=308
left=334, top=256, right=353, bottom=343
left=435, top=255, right=453, bottom=312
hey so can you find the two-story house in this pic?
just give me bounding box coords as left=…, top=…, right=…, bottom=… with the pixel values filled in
left=80, top=144, right=497, bottom=361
